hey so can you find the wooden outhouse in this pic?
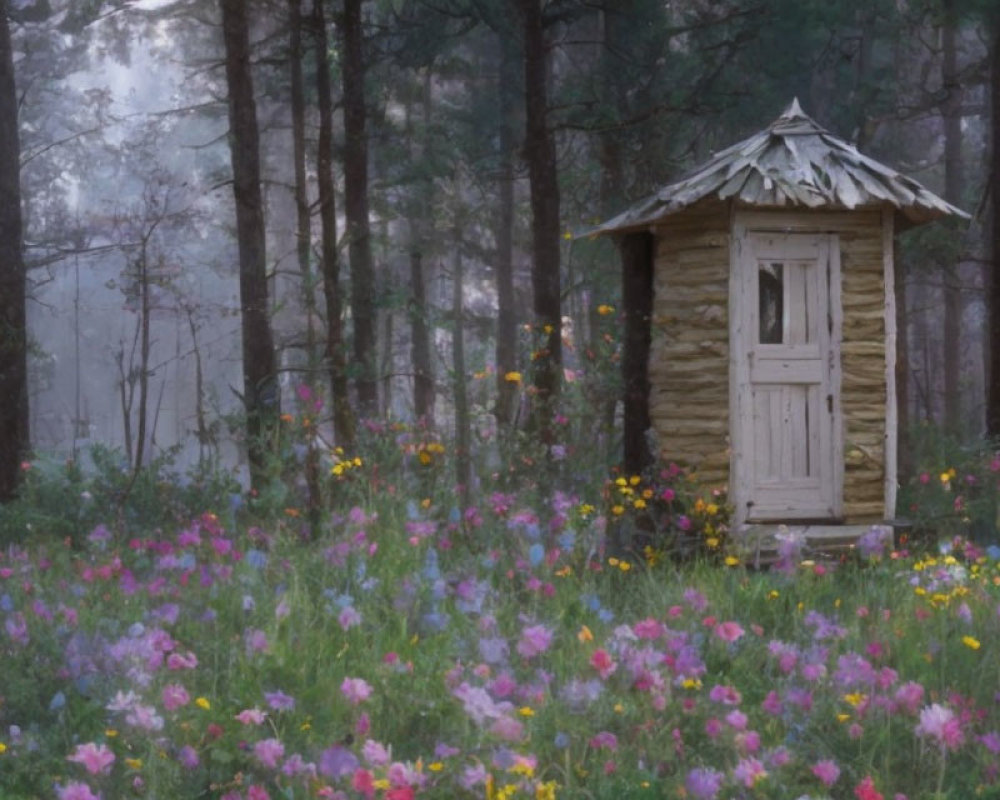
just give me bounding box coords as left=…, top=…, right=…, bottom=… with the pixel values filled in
left=595, top=100, right=967, bottom=541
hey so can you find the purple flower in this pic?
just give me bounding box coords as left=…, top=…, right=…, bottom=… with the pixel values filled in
left=265, top=690, right=296, bottom=711
left=516, top=624, right=552, bottom=658
left=245, top=629, right=269, bottom=655
left=686, top=767, right=724, bottom=800
left=178, top=745, right=200, bottom=769
left=318, top=745, right=359, bottom=778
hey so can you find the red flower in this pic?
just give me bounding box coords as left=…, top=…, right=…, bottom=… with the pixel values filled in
left=855, top=776, right=884, bottom=800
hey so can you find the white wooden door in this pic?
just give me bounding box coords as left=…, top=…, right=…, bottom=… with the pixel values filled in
left=734, top=230, right=842, bottom=522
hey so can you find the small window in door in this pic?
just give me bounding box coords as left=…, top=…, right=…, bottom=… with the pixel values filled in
left=759, top=262, right=783, bottom=344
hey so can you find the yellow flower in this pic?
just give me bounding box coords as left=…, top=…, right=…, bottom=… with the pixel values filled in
left=504, top=371, right=522, bottom=383
left=633, top=498, right=646, bottom=510
left=613, top=702, right=624, bottom=713
left=578, top=503, right=595, bottom=516
left=563, top=230, right=573, bottom=240
left=536, top=780, right=559, bottom=800
left=510, top=761, right=534, bottom=777
left=429, top=762, right=445, bottom=772
left=940, top=472, right=951, bottom=484
left=195, top=696, right=211, bottom=710
left=596, top=304, right=615, bottom=316
left=518, top=706, right=535, bottom=717
left=963, top=635, right=981, bottom=650
left=767, top=590, right=780, bottom=600
left=611, top=505, right=625, bottom=516
left=843, top=692, right=867, bottom=708
left=125, top=757, right=143, bottom=770
left=577, top=625, right=594, bottom=643
left=705, top=503, right=719, bottom=516
left=0, top=743, right=6, bottom=754
left=681, top=678, right=701, bottom=690
left=105, top=729, right=118, bottom=738
left=836, top=713, right=850, bottom=723
left=374, top=778, right=390, bottom=790
left=615, top=477, right=627, bottom=487
left=705, top=537, right=719, bottom=549
left=629, top=475, right=641, bottom=486
left=608, top=557, right=619, bottom=567
left=724, top=556, right=741, bottom=567
left=618, top=560, right=631, bottom=572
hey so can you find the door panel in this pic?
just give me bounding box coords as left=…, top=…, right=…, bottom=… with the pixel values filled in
left=738, top=231, right=841, bottom=522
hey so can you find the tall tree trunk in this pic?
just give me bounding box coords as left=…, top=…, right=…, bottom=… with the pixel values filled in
left=289, top=0, right=320, bottom=531
left=494, top=32, right=519, bottom=429
left=594, top=4, right=627, bottom=440
left=340, top=0, right=378, bottom=416
left=941, top=0, right=963, bottom=434
left=988, top=12, right=1000, bottom=437
left=0, top=0, right=28, bottom=501
left=221, top=0, right=280, bottom=490
left=519, top=0, right=561, bottom=444
left=622, top=233, right=654, bottom=475
left=314, top=0, right=355, bottom=451
left=452, top=224, right=471, bottom=512
left=133, top=248, right=152, bottom=474
left=409, top=69, right=435, bottom=425
left=409, top=249, right=434, bottom=422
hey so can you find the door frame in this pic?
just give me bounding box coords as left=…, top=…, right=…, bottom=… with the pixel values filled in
left=729, top=211, right=844, bottom=527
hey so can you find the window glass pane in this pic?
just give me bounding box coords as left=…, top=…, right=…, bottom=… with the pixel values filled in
left=759, top=262, right=783, bottom=344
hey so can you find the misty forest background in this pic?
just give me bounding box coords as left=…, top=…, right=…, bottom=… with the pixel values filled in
left=1, top=0, right=999, bottom=510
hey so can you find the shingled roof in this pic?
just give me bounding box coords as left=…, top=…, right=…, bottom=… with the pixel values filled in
left=593, top=99, right=968, bottom=235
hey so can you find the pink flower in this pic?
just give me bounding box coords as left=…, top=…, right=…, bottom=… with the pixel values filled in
left=590, top=648, right=617, bottom=679
left=589, top=731, right=618, bottom=751
left=56, top=782, right=101, bottom=800
left=812, top=759, right=841, bottom=787
left=915, top=703, right=964, bottom=751
left=732, top=757, right=767, bottom=787
left=247, top=786, right=271, bottom=800
left=352, top=768, right=376, bottom=799
left=67, top=742, right=116, bottom=775
left=235, top=707, right=267, bottom=725
left=162, top=684, right=190, bottom=711
left=714, top=621, right=745, bottom=643
left=341, top=677, right=373, bottom=705
left=490, top=715, right=524, bottom=742
left=709, top=684, right=742, bottom=705
left=167, top=651, right=198, bottom=670
left=254, top=738, right=285, bottom=769
left=362, top=739, right=390, bottom=766
left=516, top=624, right=552, bottom=658
left=338, top=606, right=362, bottom=630
left=632, top=618, right=664, bottom=639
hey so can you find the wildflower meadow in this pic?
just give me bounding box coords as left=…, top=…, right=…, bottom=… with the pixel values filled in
left=3, top=416, right=1000, bottom=800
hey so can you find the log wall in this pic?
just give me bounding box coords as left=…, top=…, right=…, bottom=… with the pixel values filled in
left=648, top=205, right=888, bottom=524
